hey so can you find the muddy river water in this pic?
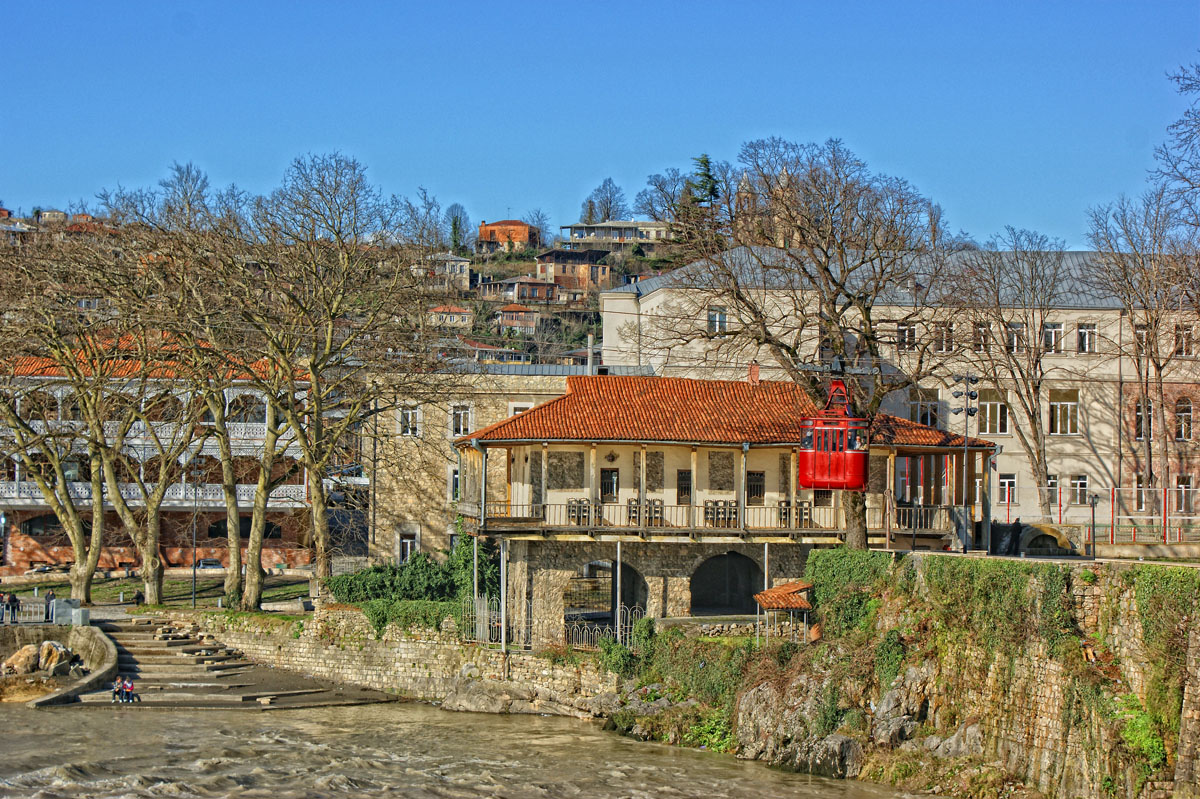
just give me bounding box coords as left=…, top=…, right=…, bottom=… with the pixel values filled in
left=1, top=703, right=912, bottom=798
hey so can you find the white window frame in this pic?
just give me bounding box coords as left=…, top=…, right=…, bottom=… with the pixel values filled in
left=1176, top=324, right=1195, bottom=357
left=707, top=306, right=728, bottom=335
left=449, top=403, right=473, bottom=438
left=1046, top=473, right=1058, bottom=506
left=1135, top=399, right=1153, bottom=441
left=1005, top=322, right=1025, bottom=354
left=1042, top=322, right=1063, bottom=353
left=398, top=405, right=421, bottom=437
left=972, top=322, right=990, bottom=353
left=1177, top=475, right=1194, bottom=514
left=999, top=473, right=1017, bottom=505
left=1048, top=389, right=1079, bottom=436
left=978, top=390, right=1010, bottom=435
left=932, top=322, right=954, bottom=354
left=909, top=387, right=941, bottom=429
left=506, top=401, right=533, bottom=417
left=1077, top=323, right=1097, bottom=354
left=1070, top=474, right=1089, bottom=506
left=447, top=465, right=461, bottom=504
left=1178, top=397, right=1193, bottom=441
left=895, top=322, right=917, bottom=352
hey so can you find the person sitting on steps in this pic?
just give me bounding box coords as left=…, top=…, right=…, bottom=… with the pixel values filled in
left=112, top=675, right=124, bottom=703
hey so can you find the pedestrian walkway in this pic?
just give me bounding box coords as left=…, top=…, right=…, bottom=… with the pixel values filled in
left=74, top=618, right=392, bottom=710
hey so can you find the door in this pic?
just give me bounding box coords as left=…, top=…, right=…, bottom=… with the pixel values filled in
left=677, top=469, right=692, bottom=506
left=600, top=469, right=620, bottom=503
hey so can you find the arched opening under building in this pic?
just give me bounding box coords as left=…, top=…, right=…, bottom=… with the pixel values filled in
left=206, top=517, right=282, bottom=540
left=690, top=552, right=763, bottom=615
left=564, top=559, right=648, bottom=623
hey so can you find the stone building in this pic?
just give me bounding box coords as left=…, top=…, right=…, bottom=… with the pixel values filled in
left=454, top=374, right=992, bottom=641
left=476, top=220, right=541, bottom=254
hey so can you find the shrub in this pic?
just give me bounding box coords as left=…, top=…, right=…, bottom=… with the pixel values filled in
left=1118, top=694, right=1167, bottom=771
left=361, top=598, right=460, bottom=636
left=1079, top=568, right=1097, bottom=585
left=773, top=640, right=800, bottom=667
left=682, top=708, right=737, bottom=752
left=630, top=617, right=656, bottom=655
left=597, top=635, right=637, bottom=677
left=875, top=629, right=905, bottom=689
left=812, top=682, right=843, bottom=738
left=804, top=548, right=892, bottom=636
left=324, top=534, right=496, bottom=604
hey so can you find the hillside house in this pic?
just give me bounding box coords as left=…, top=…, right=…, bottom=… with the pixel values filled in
left=477, top=219, right=542, bottom=254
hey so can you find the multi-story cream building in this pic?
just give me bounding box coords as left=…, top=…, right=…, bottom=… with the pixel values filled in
left=600, top=248, right=1200, bottom=542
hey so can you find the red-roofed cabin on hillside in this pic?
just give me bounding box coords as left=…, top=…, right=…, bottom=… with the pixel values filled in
left=477, top=219, right=541, bottom=254
left=456, top=375, right=995, bottom=547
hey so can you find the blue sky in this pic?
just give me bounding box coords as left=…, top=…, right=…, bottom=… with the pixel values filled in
left=1, top=1, right=1197, bottom=247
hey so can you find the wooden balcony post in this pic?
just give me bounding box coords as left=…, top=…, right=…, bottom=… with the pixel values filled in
left=541, top=442, right=549, bottom=518
left=589, top=443, right=598, bottom=524
left=739, top=443, right=748, bottom=530
left=690, top=446, right=698, bottom=529
left=639, top=443, right=647, bottom=530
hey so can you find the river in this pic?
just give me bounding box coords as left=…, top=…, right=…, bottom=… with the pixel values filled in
left=1, top=703, right=912, bottom=798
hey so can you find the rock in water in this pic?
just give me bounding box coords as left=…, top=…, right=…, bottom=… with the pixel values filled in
left=38, top=641, right=71, bottom=672
left=4, top=644, right=40, bottom=674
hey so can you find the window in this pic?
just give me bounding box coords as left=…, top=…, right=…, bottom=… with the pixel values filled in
left=895, top=322, right=917, bottom=352
left=909, top=388, right=941, bottom=429
left=1176, top=325, right=1195, bottom=357
left=1136, top=474, right=1148, bottom=512
left=1046, top=474, right=1058, bottom=506
left=600, top=468, right=619, bottom=503
left=999, top=474, right=1017, bottom=504
left=507, top=402, right=532, bottom=416
left=450, top=404, right=471, bottom=437
left=1135, top=399, right=1153, bottom=441
left=1077, top=323, right=1097, bottom=353
left=677, top=469, right=692, bottom=505
left=399, top=406, right=420, bottom=437
left=707, top=306, right=727, bottom=335
left=1048, top=389, right=1079, bottom=435
left=978, top=389, right=1010, bottom=435
left=395, top=523, right=419, bottom=563
left=1070, top=474, right=1089, bottom=506
left=972, top=322, right=990, bottom=353
left=447, top=466, right=460, bottom=503
left=1134, top=324, right=1149, bottom=353
left=1178, top=475, right=1194, bottom=514
left=932, top=323, right=954, bottom=353
left=746, top=471, right=765, bottom=505
left=1005, top=322, right=1025, bottom=354
left=813, top=489, right=834, bottom=507
left=1178, top=397, right=1193, bottom=441
left=1042, top=323, right=1063, bottom=353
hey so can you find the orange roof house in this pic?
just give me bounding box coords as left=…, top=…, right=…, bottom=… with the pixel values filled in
left=455, top=374, right=996, bottom=548
left=477, top=219, right=541, bottom=254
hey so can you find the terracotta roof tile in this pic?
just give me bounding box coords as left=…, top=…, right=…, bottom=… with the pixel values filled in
left=754, top=581, right=813, bottom=610
left=460, top=375, right=994, bottom=451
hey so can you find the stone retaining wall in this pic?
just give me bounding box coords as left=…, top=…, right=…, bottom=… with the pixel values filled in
left=161, top=605, right=616, bottom=707
left=1, top=624, right=119, bottom=707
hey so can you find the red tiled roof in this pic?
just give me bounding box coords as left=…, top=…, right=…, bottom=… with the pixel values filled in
left=754, top=581, right=813, bottom=610
left=430, top=305, right=471, bottom=313
left=500, top=303, right=534, bottom=312
left=459, top=375, right=994, bottom=450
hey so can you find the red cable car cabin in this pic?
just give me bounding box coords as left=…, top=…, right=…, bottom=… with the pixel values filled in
left=798, top=379, right=869, bottom=491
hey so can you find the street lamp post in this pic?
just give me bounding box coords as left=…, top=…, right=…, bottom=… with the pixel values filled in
left=190, top=466, right=204, bottom=609
left=951, top=375, right=980, bottom=552
left=1088, top=492, right=1101, bottom=560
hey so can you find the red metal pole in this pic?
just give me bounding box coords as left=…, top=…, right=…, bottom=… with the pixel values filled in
left=1110, top=486, right=1116, bottom=544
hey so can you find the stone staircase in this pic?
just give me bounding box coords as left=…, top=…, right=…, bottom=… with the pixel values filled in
left=79, top=619, right=271, bottom=708
left=76, top=618, right=391, bottom=710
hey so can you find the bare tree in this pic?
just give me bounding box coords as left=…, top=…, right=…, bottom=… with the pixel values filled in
left=642, top=137, right=952, bottom=548
left=635, top=167, right=691, bottom=221
left=1089, top=185, right=1195, bottom=499
left=957, top=228, right=1078, bottom=520
left=522, top=208, right=553, bottom=247
left=580, top=178, right=630, bottom=223
left=1155, top=61, right=1200, bottom=229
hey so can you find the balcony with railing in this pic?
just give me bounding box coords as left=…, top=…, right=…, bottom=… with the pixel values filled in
left=0, top=480, right=306, bottom=508
left=479, top=498, right=955, bottom=539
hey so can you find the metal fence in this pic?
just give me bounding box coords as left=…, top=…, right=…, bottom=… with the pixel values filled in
left=460, top=595, right=645, bottom=652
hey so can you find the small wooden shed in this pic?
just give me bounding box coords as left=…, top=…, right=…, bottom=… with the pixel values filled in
left=754, top=580, right=814, bottom=643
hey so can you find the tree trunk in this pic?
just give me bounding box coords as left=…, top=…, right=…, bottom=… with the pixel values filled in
left=307, top=468, right=331, bottom=578
left=70, top=458, right=108, bottom=604
left=217, top=428, right=242, bottom=605
left=843, top=491, right=868, bottom=550
left=139, top=512, right=165, bottom=605
left=240, top=419, right=284, bottom=610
